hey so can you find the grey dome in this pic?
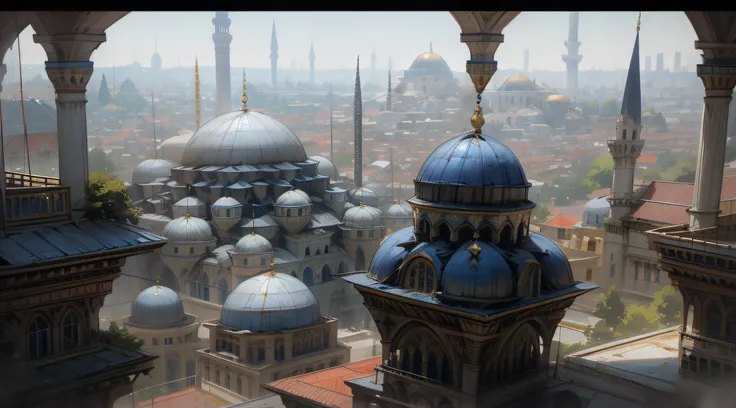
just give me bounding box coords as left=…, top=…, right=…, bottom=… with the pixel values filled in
left=349, top=187, right=377, bottom=201
left=162, top=216, right=214, bottom=242
left=220, top=272, right=321, bottom=332
left=173, top=196, right=205, bottom=208
left=130, top=286, right=187, bottom=329
left=344, top=205, right=383, bottom=228
left=180, top=111, right=308, bottom=167
left=275, top=189, right=312, bottom=207
left=132, top=159, right=174, bottom=184
left=309, top=155, right=337, bottom=179
left=386, top=201, right=413, bottom=218
left=441, top=241, right=515, bottom=302
left=582, top=197, right=610, bottom=227
left=233, top=233, right=273, bottom=254
left=212, top=196, right=242, bottom=208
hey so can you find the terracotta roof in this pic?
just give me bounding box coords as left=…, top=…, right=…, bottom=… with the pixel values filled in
left=136, top=388, right=230, bottom=408
left=264, top=357, right=381, bottom=408
left=631, top=201, right=689, bottom=225
left=638, top=155, right=657, bottom=164
left=545, top=214, right=582, bottom=229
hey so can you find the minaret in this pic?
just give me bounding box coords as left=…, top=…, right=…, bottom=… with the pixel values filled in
left=309, top=41, right=315, bottom=84
left=562, top=12, right=582, bottom=90
left=195, top=56, right=201, bottom=129
left=212, top=12, right=233, bottom=115
left=386, top=70, right=392, bottom=112
left=371, top=46, right=376, bottom=79
left=354, top=56, right=363, bottom=188
left=608, top=15, right=643, bottom=222
left=270, top=20, right=279, bottom=89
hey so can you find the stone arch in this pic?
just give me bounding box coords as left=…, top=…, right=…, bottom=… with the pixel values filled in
left=416, top=216, right=432, bottom=240
left=435, top=220, right=452, bottom=241
left=303, top=267, right=314, bottom=286
left=218, top=278, right=229, bottom=305
left=495, top=323, right=542, bottom=381
left=391, top=321, right=454, bottom=385
left=498, top=221, right=513, bottom=246
left=401, top=256, right=437, bottom=293
left=704, top=296, right=725, bottom=339
left=305, top=247, right=311, bottom=257
left=517, top=262, right=541, bottom=298
left=355, top=247, right=366, bottom=271
left=337, top=261, right=347, bottom=275
left=61, top=308, right=82, bottom=352
left=516, top=221, right=526, bottom=245
left=455, top=222, right=475, bottom=244
left=478, top=222, right=494, bottom=242
left=321, top=264, right=333, bottom=283
left=27, top=313, right=51, bottom=360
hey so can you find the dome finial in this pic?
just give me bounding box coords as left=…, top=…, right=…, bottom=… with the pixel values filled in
left=184, top=213, right=191, bottom=221
left=471, top=103, right=485, bottom=135
left=360, top=201, right=364, bottom=208
left=195, top=56, right=201, bottom=129
left=154, top=274, right=161, bottom=296
left=267, top=252, right=277, bottom=276
left=241, top=69, right=248, bottom=111
left=430, top=41, right=433, bottom=53
left=394, top=199, right=398, bottom=204
left=251, top=205, right=256, bottom=235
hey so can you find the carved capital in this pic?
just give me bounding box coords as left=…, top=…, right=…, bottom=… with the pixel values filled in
left=45, top=61, right=94, bottom=93
left=33, top=33, right=106, bottom=62
left=697, top=64, right=736, bottom=96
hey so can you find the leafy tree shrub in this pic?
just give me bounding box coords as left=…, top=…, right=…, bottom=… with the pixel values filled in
left=531, top=204, right=551, bottom=223
left=593, top=286, right=626, bottom=328
left=584, top=320, right=615, bottom=344
left=84, top=171, right=141, bottom=224
left=600, top=98, right=621, bottom=117
left=616, top=304, right=663, bottom=336
left=651, top=285, right=683, bottom=327
left=88, top=148, right=116, bottom=174
left=100, top=322, right=143, bottom=350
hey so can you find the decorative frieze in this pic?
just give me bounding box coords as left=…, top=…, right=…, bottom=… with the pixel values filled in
left=45, top=61, right=94, bottom=93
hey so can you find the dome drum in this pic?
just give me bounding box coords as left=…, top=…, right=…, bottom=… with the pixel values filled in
left=200, top=165, right=224, bottom=182
left=269, top=181, right=294, bottom=201
left=412, top=183, right=533, bottom=209
left=215, top=167, right=242, bottom=186
left=295, top=162, right=319, bottom=178
left=211, top=197, right=244, bottom=231
left=241, top=215, right=281, bottom=241
left=232, top=165, right=260, bottom=182
left=273, top=162, right=302, bottom=181
left=139, top=182, right=166, bottom=199
left=255, top=165, right=281, bottom=181
left=175, top=166, right=203, bottom=186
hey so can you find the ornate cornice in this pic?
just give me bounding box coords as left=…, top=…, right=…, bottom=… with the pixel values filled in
left=45, top=61, right=94, bottom=93
left=697, top=64, right=736, bottom=96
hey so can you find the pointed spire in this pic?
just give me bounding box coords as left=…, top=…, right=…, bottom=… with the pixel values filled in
left=386, top=70, right=392, bottom=112
left=430, top=41, right=433, bottom=53
left=195, top=56, right=201, bottom=129
left=354, top=55, right=363, bottom=188
left=241, top=69, right=248, bottom=111
left=620, top=15, right=642, bottom=124
left=154, top=36, right=158, bottom=53
left=310, top=40, right=315, bottom=57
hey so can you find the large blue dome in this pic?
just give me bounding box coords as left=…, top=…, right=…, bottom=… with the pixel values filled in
left=221, top=272, right=321, bottom=332
left=130, top=286, right=187, bottom=329
left=415, top=132, right=529, bottom=188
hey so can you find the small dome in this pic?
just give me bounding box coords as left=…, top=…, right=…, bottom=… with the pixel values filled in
left=408, top=52, right=452, bottom=74
left=582, top=197, right=610, bottom=227
left=132, top=159, right=174, bottom=184
left=367, top=227, right=417, bottom=282
left=523, top=232, right=574, bottom=291
left=415, top=132, right=528, bottom=189
left=212, top=196, right=242, bottom=208
left=343, top=205, right=383, bottom=228
left=441, top=241, right=515, bottom=302
left=162, top=215, right=214, bottom=242
left=130, top=286, right=187, bottom=328
left=173, top=196, right=206, bottom=208
left=233, top=233, right=274, bottom=254
left=220, top=272, right=321, bottom=332
left=544, top=94, right=570, bottom=103
left=275, top=189, right=312, bottom=207
left=386, top=201, right=413, bottom=218
left=498, top=74, right=539, bottom=92
left=309, top=155, right=337, bottom=179
left=180, top=111, right=308, bottom=167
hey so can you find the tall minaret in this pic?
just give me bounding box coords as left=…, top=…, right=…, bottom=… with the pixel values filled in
left=212, top=12, right=232, bottom=115
left=371, top=46, right=377, bottom=79
left=270, top=20, right=279, bottom=89
left=562, top=12, right=582, bottom=91
left=309, top=41, right=315, bottom=84
left=608, top=15, right=643, bottom=222
left=354, top=56, right=363, bottom=188
left=386, top=70, right=392, bottom=112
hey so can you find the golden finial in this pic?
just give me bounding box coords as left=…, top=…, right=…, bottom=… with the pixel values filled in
left=636, top=12, right=641, bottom=32
left=394, top=199, right=398, bottom=204
left=195, top=56, right=201, bottom=129
left=154, top=275, right=161, bottom=296
left=266, top=252, right=277, bottom=276
left=360, top=201, right=364, bottom=209
left=251, top=206, right=256, bottom=235
left=241, top=70, right=248, bottom=111
left=471, top=104, right=485, bottom=135
left=184, top=213, right=191, bottom=221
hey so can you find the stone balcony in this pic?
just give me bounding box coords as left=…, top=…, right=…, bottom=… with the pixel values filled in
left=4, top=171, right=71, bottom=230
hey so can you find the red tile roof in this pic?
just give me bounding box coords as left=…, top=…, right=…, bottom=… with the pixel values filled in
left=264, top=357, right=381, bottom=408
left=638, top=155, right=657, bottom=164
left=631, top=201, right=690, bottom=225
left=135, top=388, right=230, bottom=408
left=545, top=214, right=582, bottom=229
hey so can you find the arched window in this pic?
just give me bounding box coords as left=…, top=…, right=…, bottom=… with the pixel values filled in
left=218, top=278, right=229, bottom=306
left=305, top=247, right=311, bottom=257
left=355, top=247, right=366, bottom=271
left=62, top=311, right=81, bottom=351
left=497, top=324, right=540, bottom=380
left=622, top=129, right=627, bottom=140
left=316, top=249, right=321, bottom=255
left=456, top=224, right=474, bottom=244
left=321, top=265, right=333, bottom=283
left=303, top=267, right=314, bottom=286
left=478, top=225, right=493, bottom=242
left=291, top=271, right=298, bottom=279
left=516, top=222, right=526, bottom=245
left=401, top=348, right=411, bottom=371
left=28, top=316, right=50, bottom=360
left=405, top=260, right=435, bottom=291
left=412, top=348, right=423, bottom=375
left=338, top=262, right=347, bottom=275
left=726, top=309, right=736, bottom=343
left=298, top=208, right=303, bottom=216
left=286, top=209, right=292, bottom=217
left=427, top=351, right=438, bottom=380
left=705, top=301, right=723, bottom=339
left=437, top=222, right=452, bottom=241
left=201, top=273, right=210, bottom=301
left=324, top=245, right=329, bottom=254
left=417, top=219, right=431, bottom=240
left=499, top=224, right=513, bottom=246
left=632, top=130, right=637, bottom=140
left=441, top=355, right=452, bottom=384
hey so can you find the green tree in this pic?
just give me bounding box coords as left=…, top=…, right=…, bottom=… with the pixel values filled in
left=616, top=304, right=662, bottom=336
left=584, top=320, right=615, bottom=344
left=642, top=165, right=664, bottom=181
left=656, top=151, right=676, bottom=169
left=600, top=98, right=621, bottom=117
left=675, top=167, right=696, bottom=183
left=98, top=74, right=112, bottom=107
left=582, top=100, right=600, bottom=116
left=84, top=171, right=141, bottom=224
left=593, top=286, right=626, bottom=328
left=651, top=285, right=683, bottom=327
left=101, top=322, right=143, bottom=350
left=584, top=154, right=614, bottom=189
left=88, top=148, right=116, bottom=173
left=588, top=168, right=613, bottom=189
left=643, top=106, right=656, bottom=115
left=531, top=204, right=551, bottom=223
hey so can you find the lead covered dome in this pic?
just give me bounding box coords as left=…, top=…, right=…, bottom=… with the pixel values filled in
left=497, top=74, right=540, bottom=92
left=233, top=232, right=273, bottom=254
left=130, top=286, right=187, bottom=328
left=132, top=159, right=174, bottom=184
left=582, top=197, right=610, bottom=227
left=180, top=110, right=308, bottom=167
left=220, top=272, right=321, bottom=332
left=343, top=205, right=383, bottom=229
left=162, top=215, right=214, bottom=242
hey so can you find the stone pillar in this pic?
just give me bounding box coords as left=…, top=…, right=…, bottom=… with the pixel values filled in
left=45, top=61, right=95, bottom=217
left=689, top=63, right=736, bottom=229
left=265, top=338, right=275, bottom=364
left=461, top=363, right=480, bottom=395
left=0, top=62, right=7, bottom=230
left=284, top=333, right=294, bottom=361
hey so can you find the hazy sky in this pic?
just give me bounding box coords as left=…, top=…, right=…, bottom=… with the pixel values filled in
left=13, top=12, right=699, bottom=72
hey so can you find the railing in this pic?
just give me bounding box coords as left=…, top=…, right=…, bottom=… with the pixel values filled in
left=5, top=171, right=60, bottom=187
left=132, top=375, right=198, bottom=407
left=4, top=183, right=72, bottom=229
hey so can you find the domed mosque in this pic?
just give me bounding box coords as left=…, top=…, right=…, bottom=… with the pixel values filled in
left=344, top=74, right=597, bottom=408
left=489, top=73, right=556, bottom=113
left=124, top=282, right=206, bottom=390
left=394, top=43, right=460, bottom=100
left=124, top=73, right=384, bottom=329
left=195, top=261, right=349, bottom=400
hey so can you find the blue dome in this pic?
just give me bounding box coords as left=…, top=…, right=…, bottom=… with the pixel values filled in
left=368, top=227, right=417, bottom=282
left=221, top=272, right=321, bottom=332
left=130, top=286, right=187, bottom=329
left=415, top=132, right=529, bottom=188
left=523, top=232, right=574, bottom=291
left=441, top=241, right=515, bottom=302
left=582, top=197, right=610, bottom=226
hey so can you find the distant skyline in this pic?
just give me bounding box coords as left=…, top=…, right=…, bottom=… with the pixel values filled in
left=10, top=12, right=698, bottom=73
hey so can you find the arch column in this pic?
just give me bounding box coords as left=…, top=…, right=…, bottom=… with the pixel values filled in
left=689, top=60, right=736, bottom=229
left=0, top=61, right=7, bottom=230
left=34, top=33, right=106, bottom=217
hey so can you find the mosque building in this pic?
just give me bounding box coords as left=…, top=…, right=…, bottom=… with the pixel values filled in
left=488, top=74, right=556, bottom=113
left=194, top=266, right=350, bottom=403
left=394, top=44, right=460, bottom=100
left=123, top=284, right=207, bottom=390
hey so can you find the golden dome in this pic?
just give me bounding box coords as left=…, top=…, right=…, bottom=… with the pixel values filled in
left=497, top=74, right=539, bottom=92
left=408, top=52, right=452, bottom=74
left=544, top=94, right=570, bottom=103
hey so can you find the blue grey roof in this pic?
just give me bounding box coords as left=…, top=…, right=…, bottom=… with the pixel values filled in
left=233, top=233, right=273, bottom=253
left=307, top=212, right=343, bottom=229
left=130, top=286, right=187, bottom=329
left=620, top=31, right=641, bottom=124
left=368, top=227, right=417, bottom=282
left=415, top=132, right=529, bottom=188
left=523, top=232, right=575, bottom=291
left=273, top=162, right=301, bottom=171
left=583, top=197, right=610, bottom=226
left=0, top=219, right=166, bottom=269
left=227, top=181, right=253, bottom=190
left=441, top=241, right=515, bottom=301
left=275, top=189, right=312, bottom=207
left=343, top=205, right=383, bottom=228
left=220, top=272, right=321, bottom=332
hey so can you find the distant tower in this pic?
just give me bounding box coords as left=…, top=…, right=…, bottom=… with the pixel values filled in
left=386, top=70, right=392, bottom=112
left=523, top=48, right=529, bottom=72
left=270, top=20, right=279, bottom=89
left=608, top=16, right=643, bottom=223
left=212, top=12, right=233, bottom=115
left=354, top=56, right=363, bottom=188
left=371, top=46, right=377, bottom=79
left=645, top=55, right=652, bottom=72
left=656, top=53, right=664, bottom=72
left=309, top=41, right=315, bottom=84
left=151, top=39, right=162, bottom=73
left=562, top=12, right=582, bottom=90
left=674, top=51, right=682, bottom=73
left=388, top=57, right=393, bottom=73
